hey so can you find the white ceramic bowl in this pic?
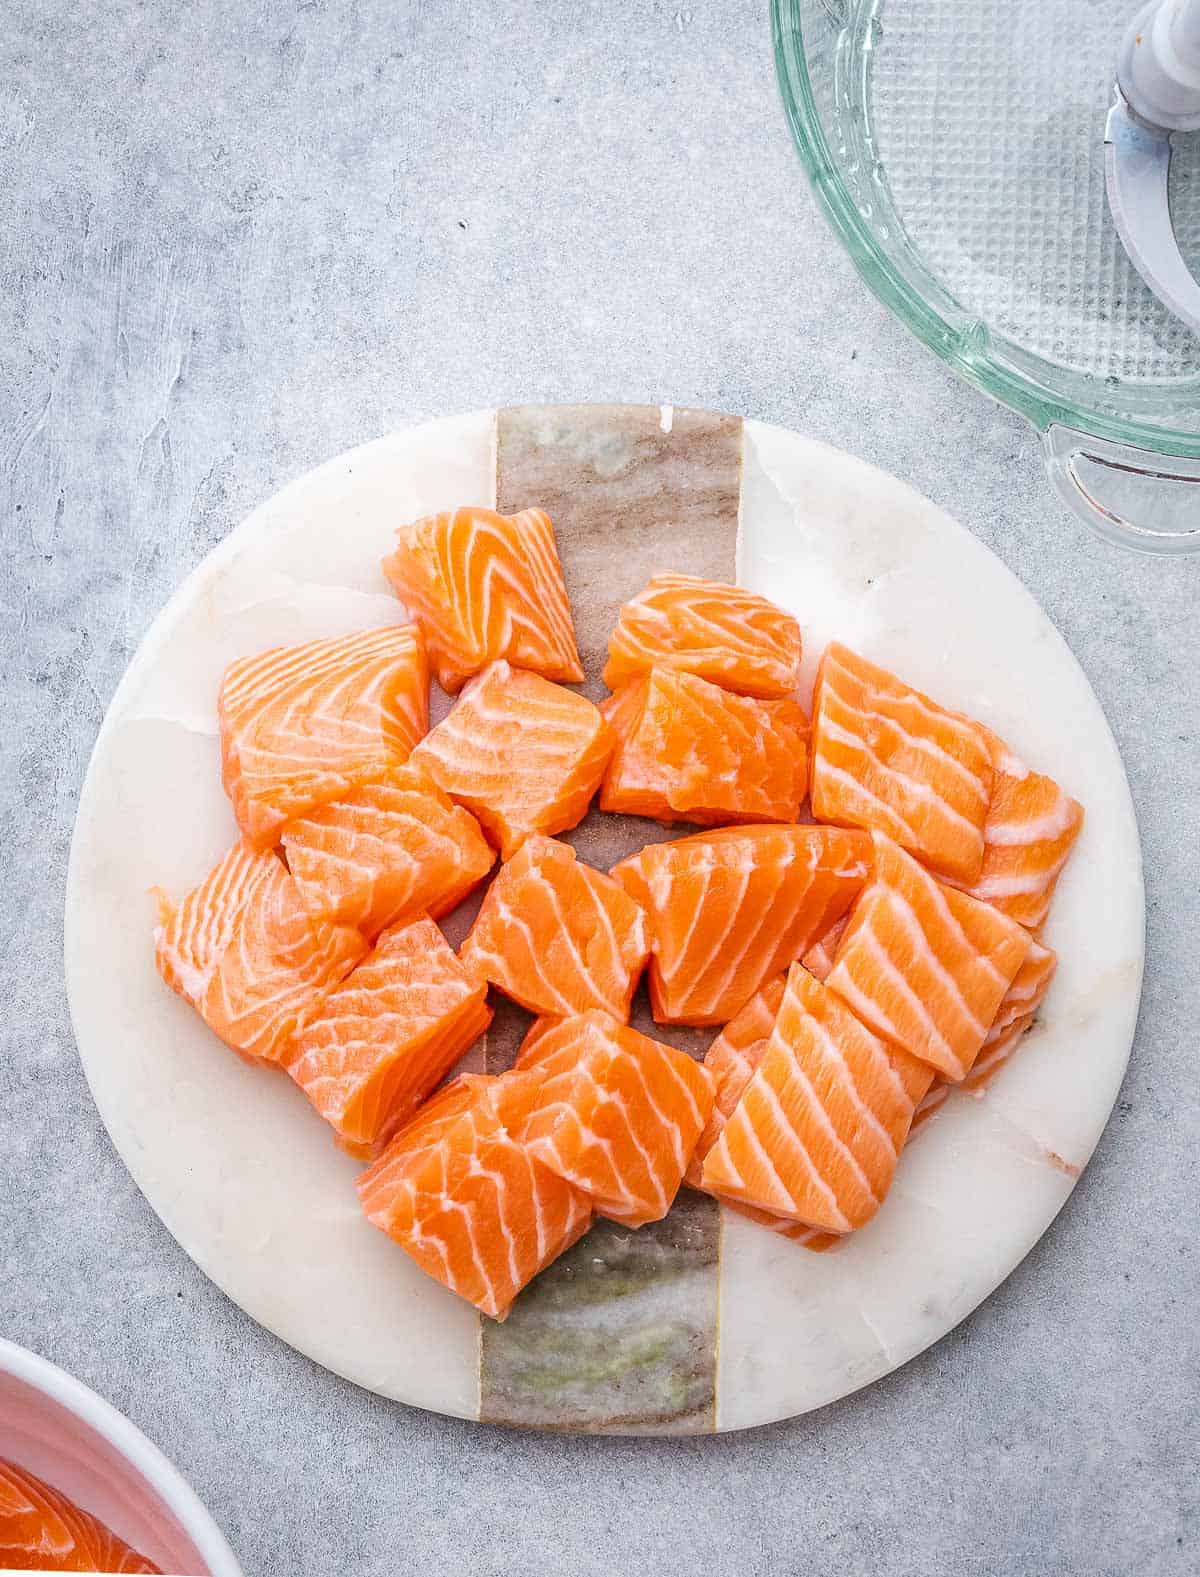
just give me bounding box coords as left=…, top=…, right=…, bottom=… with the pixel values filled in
left=0, top=1339, right=242, bottom=1576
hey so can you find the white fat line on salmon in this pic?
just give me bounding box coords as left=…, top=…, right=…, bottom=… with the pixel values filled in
left=985, top=799, right=1080, bottom=844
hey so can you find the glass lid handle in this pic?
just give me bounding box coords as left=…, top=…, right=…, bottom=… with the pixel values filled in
left=1043, top=426, right=1200, bottom=554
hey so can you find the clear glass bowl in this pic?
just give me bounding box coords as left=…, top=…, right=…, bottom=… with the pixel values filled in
left=773, top=0, right=1200, bottom=551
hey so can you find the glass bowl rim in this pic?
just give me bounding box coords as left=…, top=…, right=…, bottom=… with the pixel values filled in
left=771, top=0, right=1200, bottom=460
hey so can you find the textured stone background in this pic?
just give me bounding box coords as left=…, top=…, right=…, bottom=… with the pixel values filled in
left=2, top=3, right=1197, bottom=1574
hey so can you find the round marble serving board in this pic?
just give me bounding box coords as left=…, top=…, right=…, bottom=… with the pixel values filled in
left=65, top=405, right=1144, bottom=1435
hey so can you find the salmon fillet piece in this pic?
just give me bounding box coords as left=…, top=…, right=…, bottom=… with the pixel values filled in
left=281, top=763, right=494, bottom=939
left=358, top=1073, right=592, bottom=1320
left=410, top=660, right=613, bottom=857
left=824, top=833, right=1032, bottom=1081
left=693, top=967, right=934, bottom=1214
left=701, top=964, right=932, bottom=1234
left=719, top=1199, right=841, bottom=1250
left=717, top=1028, right=938, bottom=1246
left=219, top=625, right=429, bottom=849
left=382, top=506, right=583, bottom=693
left=0, top=1458, right=161, bottom=1574
left=599, top=668, right=809, bottom=826
left=685, top=975, right=787, bottom=1187
left=461, top=835, right=650, bottom=1019
left=603, top=573, right=802, bottom=698
left=950, top=727, right=1084, bottom=928
left=720, top=1106, right=940, bottom=1244
left=810, top=642, right=994, bottom=884
left=285, top=916, right=492, bottom=1157
left=961, top=935, right=1056, bottom=1090
left=984, top=934, right=1056, bottom=1040
left=154, top=841, right=365, bottom=1063
left=509, top=1010, right=714, bottom=1226
left=611, top=824, right=871, bottom=1026
left=895, top=936, right=1056, bottom=1130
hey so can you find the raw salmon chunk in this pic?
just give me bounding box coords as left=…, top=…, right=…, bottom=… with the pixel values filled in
left=154, top=841, right=365, bottom=1063
left=382, top=506, right=583, bottom=692
left=281, top=763, right=494, bottom=938
left=599, top=667, right=809, bottom=826
left=410, top=660, right=613, bottom=857
left=510, top=1011, right=714, bottom=1226
left=907, top=960, right=1052, bottom=1139
left=810, top=642, right=994, bottom=883
left=685, top=975, right=786, bottom=1186
left=219, top=625, right=429, bottom=849
left=701, top=964, right=931, bottom=1233
left=0, top=1458, right=161, bottom=1574
left=824, top=833, right=1031, bottom=1081
left=911, top=1053, right=1025, bottom=1138
left=285, top=916, right=492, bottom=1157
left=717, top=1032, right=936, bottom=1246
left=720, top=1199, right=841, bottom=1250
left=951, top=728, right=1083, bottom=928
left=961, top=935, right=1056, bottom=1091
left=612, top=824, right=871, bottom=1026
left=810, top=884, right=1052, bottom=1092
left=358, top=1073, right=592, bottom=1320
left=461, top=835, right=650, bottom=1018
left=603, top=573, right=802, bottom=698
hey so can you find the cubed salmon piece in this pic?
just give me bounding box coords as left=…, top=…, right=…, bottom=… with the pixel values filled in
left=282, top=764, right=494, bottom=939
left=460, top=835, right=650, bottom=1019
left=382, top=506, right=583, bottom=693
left=824, top=833, right=1031, bottom=1082
left=700, top=963, right=934, bottom=1234
left=219, top=625, right=429, bottom=849
left=603, top=573, right=802, bottom=698
left=810, top=642, right=994, bottom=884
left=511, top=1011, right=714, bottom=1226
left=949, top=727, right=1083, bottom=929
left=410, top=661, right=612, bottom=857
left=358, top=1073, right=592, bottom=1320
left=611, top=824, right=871, bottom=1026
left=153, top=842, right=365, bottom=1063
left=286, top=915, right=492, bottom=1157
left=599, top=667, right=808, bottom=826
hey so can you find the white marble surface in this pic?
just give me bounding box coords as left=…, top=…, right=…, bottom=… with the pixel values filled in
left=65, top=418, right=496, bottom=1424
left=64, top=410, right=1143, bottom=1438
left=3, top=2, right=1198, bottom=1573
left=722, top=421, right=1143, bottom=1428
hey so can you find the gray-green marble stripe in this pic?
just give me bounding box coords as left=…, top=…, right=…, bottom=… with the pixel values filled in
left=480, top=1190, right=720, bottom=1434
left=479, top=402, right=742, bottom=1434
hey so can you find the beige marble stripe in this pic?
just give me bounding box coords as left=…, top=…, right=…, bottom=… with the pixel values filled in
left=480, top=402, right=741, bottom=1434
left=496, top=402, right=743, bottom=702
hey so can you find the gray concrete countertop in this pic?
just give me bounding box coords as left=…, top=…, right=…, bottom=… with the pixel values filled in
left=1, top=3, right=1196, bottom=1574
